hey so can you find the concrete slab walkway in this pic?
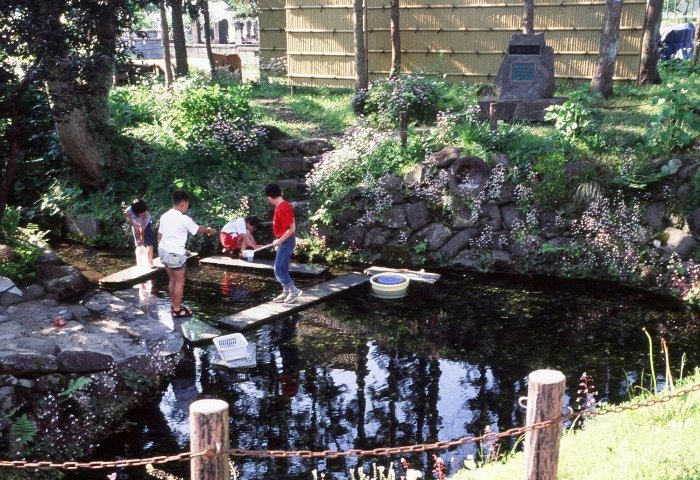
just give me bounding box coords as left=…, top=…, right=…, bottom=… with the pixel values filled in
left=99, top=254, right=199, bottom=286
left=200, top=255, right=328, bottom=276
left=217, top=272, right=368, bottom=330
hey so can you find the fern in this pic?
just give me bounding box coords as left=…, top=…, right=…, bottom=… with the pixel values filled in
left=9, top=414, right=36, bottom=447
left=59, top=376, right=92, bottom=397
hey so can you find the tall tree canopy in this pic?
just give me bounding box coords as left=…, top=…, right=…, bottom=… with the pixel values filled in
left=0, top=0, right=151, bottom=211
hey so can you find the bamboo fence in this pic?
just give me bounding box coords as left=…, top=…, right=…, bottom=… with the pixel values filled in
left=259, top=0, right=646, bottom=88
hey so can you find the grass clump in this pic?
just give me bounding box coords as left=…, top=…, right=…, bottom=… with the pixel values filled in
left=454, top=371, right=700, bottom=480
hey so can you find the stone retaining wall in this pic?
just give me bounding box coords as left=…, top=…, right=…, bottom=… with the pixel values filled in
left=322, top=147, right=699, bottom=293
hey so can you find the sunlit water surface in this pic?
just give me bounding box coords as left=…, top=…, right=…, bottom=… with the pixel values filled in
left=56, top=246, right=699, bottom=480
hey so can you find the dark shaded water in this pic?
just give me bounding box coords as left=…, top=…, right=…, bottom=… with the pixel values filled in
left=57, top=247, right=700, bottom=480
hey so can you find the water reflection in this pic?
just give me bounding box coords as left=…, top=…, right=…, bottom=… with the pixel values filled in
left=65, top=264, right=700, bottom=480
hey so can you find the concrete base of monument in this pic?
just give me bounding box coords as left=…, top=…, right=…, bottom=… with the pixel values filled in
left=478, top=97, right=568, bottom=122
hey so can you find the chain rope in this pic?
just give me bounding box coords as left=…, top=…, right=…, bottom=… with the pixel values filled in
left=2, top=382, right=698, bottom=470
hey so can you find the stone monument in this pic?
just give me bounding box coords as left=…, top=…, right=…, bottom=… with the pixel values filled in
left=478, top=33, right=566, bottom=122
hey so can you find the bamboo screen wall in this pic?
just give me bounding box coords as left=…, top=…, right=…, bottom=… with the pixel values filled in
left=259, top=0, right=288, bottom=67
left=259, top=0, right=646, bottom=88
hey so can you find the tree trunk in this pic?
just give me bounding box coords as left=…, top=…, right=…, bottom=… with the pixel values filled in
left=389, top=0, right=400, bottom=78
left=160, top=1, right=174, bottom=87
left=638, top=0, right=662, bottom=84
left=201, top=0, right=216, bottom=75
left=523, top=0, right=534, bottom=34
left=42, top=1, right=105, bottom=192
left=590, top=0, right=623, bottom=98
left=353, top=0, right=368, bottom=90
left=48, top=93, right=105, bottom=192
left=82, top=4, right=118, bottom=132
left=694, top=8, right=700, bottom=64
left=171, top=0, right=189, bottom=77
left=0, top=122, right=24, bottom=224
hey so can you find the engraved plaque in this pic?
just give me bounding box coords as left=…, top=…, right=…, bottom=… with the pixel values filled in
left=511, top=62, right=535, bottom=82
left=509, top=45, right=541, bottom=55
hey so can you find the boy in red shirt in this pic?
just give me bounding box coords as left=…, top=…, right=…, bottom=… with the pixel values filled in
left=265, top=183, right=302, bottom=304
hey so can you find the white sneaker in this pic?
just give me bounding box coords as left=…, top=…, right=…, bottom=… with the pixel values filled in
left=273, top=292, right=288, bottom=303
left=284, top=289, right=303, bottom=304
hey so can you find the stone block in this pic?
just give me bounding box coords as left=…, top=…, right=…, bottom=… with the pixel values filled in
left=406, top=202, right=431, bottom=230
left=0, top=352, right=58, bottom=375
left=65, top=214, right=100, bottom=239
left=660, top=227, right=697, bottom=260
left=438, top=229, right=478, bottom=258
left=57, top=350, right=114, bottom=373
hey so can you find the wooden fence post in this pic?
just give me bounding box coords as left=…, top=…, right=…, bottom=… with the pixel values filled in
left=524, top=369, right=565, bottom=480
left=190, top=399, right=229, bottom=480
left=399, top=111, right=408, bottom=145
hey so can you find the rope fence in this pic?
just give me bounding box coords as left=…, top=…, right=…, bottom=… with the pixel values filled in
left=1, top=373, right=699, bottom=478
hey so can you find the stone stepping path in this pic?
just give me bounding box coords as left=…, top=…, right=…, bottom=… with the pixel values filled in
left=99, top=254, right=199, bottom=286
left=364, top=266, right=441, bottom=284
left=200, top=255, right=328, bottom=276
left=217, top=272, right=368, bottom=330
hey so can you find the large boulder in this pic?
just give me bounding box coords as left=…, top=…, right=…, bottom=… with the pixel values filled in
left=340, top=225, right=367, bottom=248
left=413, top=223, right=452, bottom=251
left=379, top=205, right=408, bottom=229
left=688, top=207, right=700, bottom=235
left=437, top=229, right=478, bottom=258
left=65, top=214, right=100, bottom=239
left=481, top=204, right=502, bottom=231
left=406, top=202, right=431, bottom=230
left=428, top=147, right=464, bottom=168
left=57, top=350, right=114, bottom=373
left=364, top=227, right=392, bottom=249
left=0, top=352, right=58, bottom=375
left=659, top=227, right=697, bottom=260
left=645, top=202, right=666, bottom=231
left=500, top=206, right=525, bottom=230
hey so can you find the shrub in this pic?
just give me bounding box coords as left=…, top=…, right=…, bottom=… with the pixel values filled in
left=307, top=120, right=425, bottom=211
left=170, top=83, right=254, bottom=141
left=356, top=74, right=442, bottom=127
left=645, top=80, right=700, bottom=156
left=0, top=208, right=43, bottom=284
left=544, top=87, right=599, bottom=141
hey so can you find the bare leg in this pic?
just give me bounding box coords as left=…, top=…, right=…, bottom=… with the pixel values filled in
left=170, top=268, right=186, bottom=310
left=165, top=267, right=176, bottom=300
left=146, top=245, right=154, bottom=267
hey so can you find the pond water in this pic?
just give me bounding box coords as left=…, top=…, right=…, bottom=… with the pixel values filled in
left=58, top=247, right=700, bottom=480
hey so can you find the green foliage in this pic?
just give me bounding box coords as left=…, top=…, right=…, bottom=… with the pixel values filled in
left=9, top=414, right=36, bottom=448
left=356, top=74, right=443, bottom=127
left=531, top=151, right=570, bottom=208
left=171, top=83, right=253, bottom=140
left=37, top=180, right=82, bottom=218
left=59, top=376, right=92, bottom=397
left=645, top=80, right=700, bottom=156
left=544, top=88, right=598, bottom=140
left=308, top=123, right=425, bottom=208
left=0, top=208, right=43, bottom=283
left=109, top=82, right=166, bottom=130
left=428, top=108, right=525, bottom=158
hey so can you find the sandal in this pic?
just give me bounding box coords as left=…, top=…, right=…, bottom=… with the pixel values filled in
left=171, top=306, right=193, bottom=317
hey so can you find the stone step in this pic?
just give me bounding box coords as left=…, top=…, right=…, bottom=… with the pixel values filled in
left=276, top=178, right=308, bottom=192
left=273, top=157, right=314, bottom=173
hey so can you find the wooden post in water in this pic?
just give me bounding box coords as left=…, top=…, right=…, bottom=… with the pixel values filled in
left=399, top=111, right=408, bottom=145
left=190, top=399, right=229, bottom=480
left=524, top=369, right=565, bottom=480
